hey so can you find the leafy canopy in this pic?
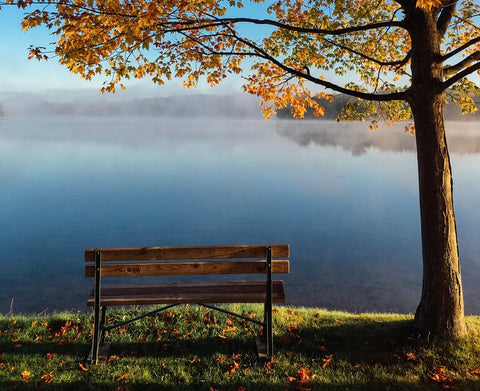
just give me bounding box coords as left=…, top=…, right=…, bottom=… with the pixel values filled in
left=2, top=0, right=480, bottom=123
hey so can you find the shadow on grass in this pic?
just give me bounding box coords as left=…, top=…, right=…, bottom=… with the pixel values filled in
left=2, top=316, right=480, bottom=390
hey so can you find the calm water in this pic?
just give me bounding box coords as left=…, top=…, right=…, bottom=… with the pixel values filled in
left=1, top=117, right=479, bottom=314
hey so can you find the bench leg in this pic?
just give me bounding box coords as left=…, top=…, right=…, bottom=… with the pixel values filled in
left=264, top=302, right=273, bottom=360
left=91, top=305, right=105, bottom=364
left=265, top=245, right=273, bottom=361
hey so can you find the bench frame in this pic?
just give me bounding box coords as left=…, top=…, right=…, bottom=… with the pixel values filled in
left=85, top=244, right=289, bottom=364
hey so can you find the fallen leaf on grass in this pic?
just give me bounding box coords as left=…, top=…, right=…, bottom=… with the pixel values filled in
left=429, top=367, right=453, bottom=386
left=20, top=370, right=30, bottom=379
left=406, top=352, right=417, bottom=361
left=297, top=368, right=316, bottom=383
left=46, top=353, right=56, bottom=359
left=287, top=373, right=297, bottom=383
left=225, top=361, right=240, bottom=374
left=470, top=368, right=480, bottom=375
left=78, top=362, right=89, bottom=371
left=322, top=355, right=333, bottom=368
left=116, top=373, right=130, bottom=381
left=40, top=372, right=54, bottom=384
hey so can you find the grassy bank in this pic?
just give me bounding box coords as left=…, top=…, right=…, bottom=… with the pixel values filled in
left=1, top=305, right=480, bottom=390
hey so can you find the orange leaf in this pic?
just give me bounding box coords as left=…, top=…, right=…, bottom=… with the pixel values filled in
left=286, top=373, right=296, bottom=382
left=471, top=368, right=480, bottom=375
left=78, top=362, right=89, bottom=371
left=406, top=352, right=417, bottom=361
left=297, top=368, right=316, bottom=383
left=46, top=353, right=56, bottom=359
left=40, top=371, right=54, bottom=384
left=20, top=370, right=30, bottom=379
left=322, top=355, right=332, bottom=368
left=226, top=361, right=239, bottom=374
left=116, top=373, right=130, bottom=381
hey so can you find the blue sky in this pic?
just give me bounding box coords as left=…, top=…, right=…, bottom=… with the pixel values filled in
left=0, top=5, right=243, bottom=99
left=0, top=3, right=479, bottom=100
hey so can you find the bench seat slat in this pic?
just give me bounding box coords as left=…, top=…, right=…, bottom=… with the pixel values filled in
left=85, top=244, right=290, bottom=262
left=85, top=260, right=290, bottom=277
left=87, top=280, right=286, bottom=306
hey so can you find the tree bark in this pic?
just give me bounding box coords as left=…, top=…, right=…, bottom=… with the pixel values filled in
left=411, top=94, right=466, bottom=337
left=408, top=7, right=467, bottom=337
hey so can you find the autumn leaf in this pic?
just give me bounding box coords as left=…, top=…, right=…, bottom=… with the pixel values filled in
left=297, top=368, right=316, bottom=383
left=40, top=372, right=54, bottom=384
left=416, top=0, right=442, bottom=10
left=322, top=355, right=333, bottom=368
left=286, top=373, right=296, bottom=382
left=20, top=370, right=30, bottom=378
left=20, top=370, right=31, bottom=382
left=116, top=373, right=130, bottom=381
left=78, top=362, right=89, bottom=371
left=226, top=361, right=240, bottom=374
left=429, top=367, right=453, bottom=386
left=107, top=355, right=119, bottom=362
left=46, top=353, right=56, bottom=359
left=470, top=368, right=480, bottom=375
left=406, top=352, right=417, bottom=361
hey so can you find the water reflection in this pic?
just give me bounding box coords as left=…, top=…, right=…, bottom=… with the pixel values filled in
left=0, top=118, right=479, bottom=315
left=276, top=120, right=480, bottom=155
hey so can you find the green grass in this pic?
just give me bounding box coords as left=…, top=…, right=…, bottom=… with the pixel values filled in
left=1, top=305, right=480, bottom=390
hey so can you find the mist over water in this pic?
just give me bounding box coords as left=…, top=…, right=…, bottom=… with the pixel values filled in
left=1, top=117, right=479, bottom=314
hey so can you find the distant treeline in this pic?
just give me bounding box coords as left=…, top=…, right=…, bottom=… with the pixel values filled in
left=1, top=94, right=262, bottom=118
left=2, top=93, right=479, bottom=120
left=276, top=94, right=480, bottom=121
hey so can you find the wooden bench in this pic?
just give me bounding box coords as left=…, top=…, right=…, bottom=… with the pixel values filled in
left=85, top=244, right=290, bottom=363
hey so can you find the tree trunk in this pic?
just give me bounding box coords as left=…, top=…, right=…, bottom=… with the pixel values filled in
left=411, top=94, right=467, bottom=337
left=408, top=7, right=467, bottom=337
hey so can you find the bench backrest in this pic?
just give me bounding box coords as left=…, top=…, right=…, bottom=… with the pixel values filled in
left=85, top=244, right=290, bottom=278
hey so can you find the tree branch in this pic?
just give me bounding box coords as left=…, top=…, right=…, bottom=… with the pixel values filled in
left=323, top=37, right=410, bottom=67
left=227, top=29, right=408, bottom=102
left=441, top=36, right=480, bottom=62
left=442, top=62, right=480, bottom=90
left=220, top=17, right=406, bottom=37
left=444, top=51, right=480, bottom=77
left=437, top=1, right=458, bottom=37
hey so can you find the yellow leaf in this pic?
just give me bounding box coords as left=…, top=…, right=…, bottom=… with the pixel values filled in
left=416, top=0, right=442, bottom=10
left=20, top=370, right=30, bottom=378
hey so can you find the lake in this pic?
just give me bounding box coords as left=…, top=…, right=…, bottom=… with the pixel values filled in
left=1, top=117, right=479, bottom=315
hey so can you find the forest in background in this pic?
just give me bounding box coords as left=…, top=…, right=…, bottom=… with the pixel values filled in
left=0, top=93, right=479, bottom=120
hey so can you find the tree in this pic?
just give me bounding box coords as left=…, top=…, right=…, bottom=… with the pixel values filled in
left=3, top=0, right=479, bottom=337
